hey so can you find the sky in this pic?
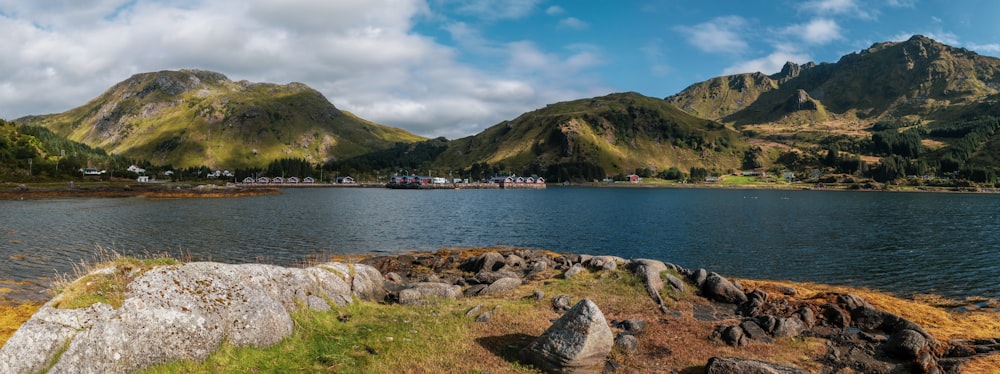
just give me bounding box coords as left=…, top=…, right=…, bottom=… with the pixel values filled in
left=2, top=1, right=1000, bottom=139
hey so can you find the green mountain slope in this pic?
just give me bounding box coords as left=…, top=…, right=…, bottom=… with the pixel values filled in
left=16, top=70, right=424, bottom=169
left=435, top=92, right=745, bottom=177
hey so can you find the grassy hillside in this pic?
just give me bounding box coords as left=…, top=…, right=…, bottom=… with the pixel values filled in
left=17, top=70, right=424, bottom=169
left=435, top=92, right=746, bottom=180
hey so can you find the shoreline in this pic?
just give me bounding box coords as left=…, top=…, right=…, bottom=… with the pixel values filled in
left=2, top=248, right=999, bottom=372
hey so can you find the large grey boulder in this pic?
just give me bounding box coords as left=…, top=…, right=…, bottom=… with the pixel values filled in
left=519, top=298, right=614, bottom=373
left=702, top=273, right=748, bottom=304
left=706, top=356, right=805, bottom=373
left=397, top=282, right=462, bottom=305
left=0, top=261, right=380, bottom=374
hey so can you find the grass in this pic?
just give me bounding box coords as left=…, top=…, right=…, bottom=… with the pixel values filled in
left=49, top=246, right=181, bottom=309
left=4, top=249, right=1000, bottom=373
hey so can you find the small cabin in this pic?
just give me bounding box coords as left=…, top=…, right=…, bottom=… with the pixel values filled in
left=136, top=176, right=150, bottom=183
left=626, top=174, right=642, bottom=183
left=257, top=176, right=270, bottom=184
left=272, top=177, right=285, bottom=184
left=243, top=177, right=255, bottom=184
left=336, top=176, right=356, bottom=184
left=302, top=177, right=316, bottom=184
left=287, top=177, right=300, bottom=184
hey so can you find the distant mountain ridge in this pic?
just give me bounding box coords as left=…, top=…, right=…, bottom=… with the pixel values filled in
left=667, top=35, right=1000, bottom=126
left=17, top=69, right=423, bottom=169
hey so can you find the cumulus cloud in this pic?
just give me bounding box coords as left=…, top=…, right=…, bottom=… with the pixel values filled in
left=722, top=45, right=811, bottom=75
left=799, top=0, right=876, bottom=19
left=558, top=17, right=588, bottom=30
left=787, top=18, right=843, bottom=45
left=675, top=16, right=750, bottom=54
left=0, top=0, right=610, bottom=140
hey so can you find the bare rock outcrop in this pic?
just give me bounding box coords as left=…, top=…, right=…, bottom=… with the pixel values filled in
left=519, top=298, right=614, bottom=373
left=0, top=261, right=382, bottom=374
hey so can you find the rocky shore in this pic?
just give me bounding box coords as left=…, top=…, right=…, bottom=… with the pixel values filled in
left=0, top=183, right=279, bottom=199
left=1, top=248, right=997, bottom=373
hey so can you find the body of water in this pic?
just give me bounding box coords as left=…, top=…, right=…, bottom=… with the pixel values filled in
left=2, top=187, right=999, bottom=302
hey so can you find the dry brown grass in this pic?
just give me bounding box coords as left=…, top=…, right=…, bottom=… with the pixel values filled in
left=0, top=302, right=41, bottom=347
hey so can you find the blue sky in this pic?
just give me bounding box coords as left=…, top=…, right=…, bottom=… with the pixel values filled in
left=1, top=1, right=998, bottom=139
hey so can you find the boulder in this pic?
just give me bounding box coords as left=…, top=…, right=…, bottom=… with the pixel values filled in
left=664, top=273, right=686, bottom=293
left=884, top=329, right=928, bottom=360
left=462, top=252, right=506, bottom=273
left=772, top=317, right=804, bottom=338
left=611, top=318, right=646, bottom=335
left=739, top=320, right=770, bottom=341
left=505, top=254, right=527, bottom=269
left=519, top=299, right=614, bottom=373
left=0, top=261, right=365, bottom=374
left=480, top=277, right=522, bottom=296
left=397, top=282, right=462, bottom=305
left=552, top=295, right=572, bottom=313
left=630, top=259, right=669, bottom=312
left=613, top=333, right=639, bottom=355
left=702, top=273, right=748, bottom=304
left=690, top=268, right=709, bottom=288
left=564, top=263, right=587, bottom=278
left=474, top=270, right=521, bottom=284
left=705, top=356, right=806, bottom=374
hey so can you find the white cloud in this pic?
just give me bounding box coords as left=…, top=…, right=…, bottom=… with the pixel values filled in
left=0, top=0, right=610, bottom=140
left=545, top=5, right=564, bottom=16
left=451, top=0, right=541, bottom=21
left=969, top=43, right=1000, bottom=54
left=785, top=18, right=842, bottom=45
left=723, top=45, right=811, bottom=75
left=558, top=17, right=588, bottom=30
left=675, top=16, right=750, bottom=54
left=799, top=0, right=876, bottom=19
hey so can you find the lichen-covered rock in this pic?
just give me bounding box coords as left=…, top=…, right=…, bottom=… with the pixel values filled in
left=706, top=356, right=805, bottom=374
left=563, top=263, right=586, bottom=278
left=519, top=298, right=614, bottom=373
left=702, top=273, right=748, bottom=304
left=0, top=261, right=374, bottom=374
left=481, top=277, right=522, bottom=295
left=397, top=282, right=462, bottom=305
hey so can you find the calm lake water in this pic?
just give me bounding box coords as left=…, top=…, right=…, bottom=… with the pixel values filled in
left=2, top=187, right=999, bottom=302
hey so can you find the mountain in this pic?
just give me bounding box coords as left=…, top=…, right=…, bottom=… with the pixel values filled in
left=667, top=35, right=1000, bottom=126
left=16, top=70, right=424, bottom=169
left=434, top=92, right=745, bottom=178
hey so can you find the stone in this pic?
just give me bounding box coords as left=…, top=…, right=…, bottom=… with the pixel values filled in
left=691, top=268, right=709, bottom=288
left=463, top=284, right=488, bottom=297
left=739, top=320, right=770, bottom=341
left=466, top=304, right=485, bottom=318
left=532, top=289, right=545, bottom=302
left=884, top=329, right=928, bottom=360
left=611, top=318, right=646, bottom=335
left=519, top=299, right=614, bottom=373
left=702, top=273, right=748, bottom=304
left=613, top=333, right=639, bottom=355
left=480, top=277, right=522, bottom=296
left=664, top=273, right=686, bottom=293
left=350, top=263, right=387, bottom=302
left=397, top=282, right=462, bottom=305
left=755, top=315, right=778, bottom=333
left=462, top=251, right=506, bottom=273
left=820, top=303, right=850, bottom=328
left=796, top=307, right=816, bottom=327
left=505, top=254, right=527, bottom=269
left=772, top=317, right=804, bottom=338
left=705, top=356, right=806, bottom=374
left=0, top=261, right=368, bottom=374
left=630, top=259, right=669, bottom=312
left=564, top=263, right=587, bottom=278
left=474, top=270, right=521, bottom=284
left=552, top=295, right=572, bottom=313
left=720, top=325, right=746, bottom=347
